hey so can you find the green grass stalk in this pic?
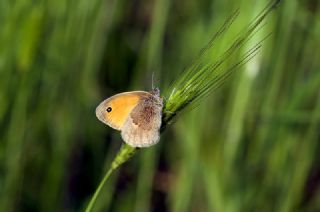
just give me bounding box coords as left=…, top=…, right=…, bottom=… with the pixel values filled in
left=85, top=144, right=137, bottom=212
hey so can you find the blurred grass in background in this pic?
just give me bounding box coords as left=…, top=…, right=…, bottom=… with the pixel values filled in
left=1, top=0, right=320, bottom=211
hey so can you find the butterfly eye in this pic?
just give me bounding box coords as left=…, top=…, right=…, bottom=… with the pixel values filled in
left=106, top=107, right=112, bottom=113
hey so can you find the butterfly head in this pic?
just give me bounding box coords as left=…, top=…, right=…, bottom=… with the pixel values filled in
left=150, top=87, right=160, bottom=97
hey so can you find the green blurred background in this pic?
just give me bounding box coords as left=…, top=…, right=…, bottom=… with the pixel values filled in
left=1, top=0, right=320, bottom=211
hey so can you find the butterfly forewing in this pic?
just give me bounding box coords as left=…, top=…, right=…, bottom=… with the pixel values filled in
left=95, top=91, right=150, bottom=130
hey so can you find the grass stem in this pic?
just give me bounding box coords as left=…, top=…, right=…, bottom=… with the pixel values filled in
left=85, top=144, right=137, bottom=212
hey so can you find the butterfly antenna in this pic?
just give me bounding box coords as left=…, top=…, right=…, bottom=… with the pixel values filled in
left=152, top=72, right=155, bottom=90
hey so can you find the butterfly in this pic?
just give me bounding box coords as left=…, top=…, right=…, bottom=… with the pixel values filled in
left=95, top=88, right=163, bottom=148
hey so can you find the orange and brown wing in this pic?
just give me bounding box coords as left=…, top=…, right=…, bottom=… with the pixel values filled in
left=95, top=91, right=151, bottom=130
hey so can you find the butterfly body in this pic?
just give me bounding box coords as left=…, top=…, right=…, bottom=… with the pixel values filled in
left=96, top=88, right=163, bottom=147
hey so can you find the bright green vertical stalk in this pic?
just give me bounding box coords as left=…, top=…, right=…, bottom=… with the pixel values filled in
left=259, top=3, right=299, bottom=210
left=223, top=0, right=265, bottom=160
left=246, top=5, right=295, bottom=206
left=251, top=0, right=297, bottom=164
left=222, top=1, right=268, bottom=211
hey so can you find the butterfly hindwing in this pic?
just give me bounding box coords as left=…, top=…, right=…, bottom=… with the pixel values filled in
left=121, top=93, right=162, bottom=147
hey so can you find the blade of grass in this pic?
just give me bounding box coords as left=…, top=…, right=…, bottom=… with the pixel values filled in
left=163, top=0, right=281, bottom=126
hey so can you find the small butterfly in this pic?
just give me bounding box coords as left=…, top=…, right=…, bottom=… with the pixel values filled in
left=95, top=88, right=163, bottom=148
